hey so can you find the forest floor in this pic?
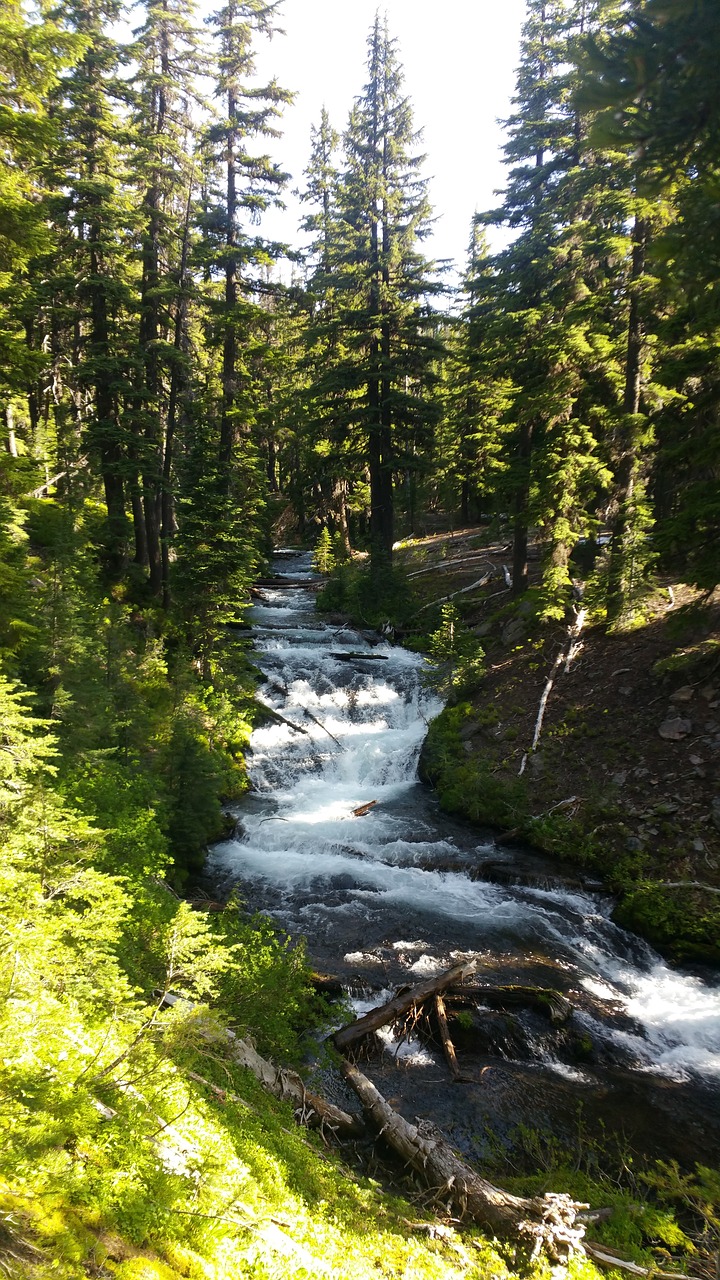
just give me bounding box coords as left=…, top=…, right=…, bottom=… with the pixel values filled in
left=390, top=526, right=720, bottom=965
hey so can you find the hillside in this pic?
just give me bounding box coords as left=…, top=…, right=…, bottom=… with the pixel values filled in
left=382, top=529, right=720, bottom=966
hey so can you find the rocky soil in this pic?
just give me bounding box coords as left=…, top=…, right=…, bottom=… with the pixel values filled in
left=395, top=527, right=720, bottom=964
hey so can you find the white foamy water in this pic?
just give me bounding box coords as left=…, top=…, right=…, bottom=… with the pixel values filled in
left=209, top=552, right=720, bottom=1083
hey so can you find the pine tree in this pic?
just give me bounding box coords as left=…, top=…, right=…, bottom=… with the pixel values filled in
left=129, top=0, right=205, bottom=595
left=335, top=15, right=441, bottom=567
left=583, top=0, right=720, bottom=594
left=46, top=0, right=133, bottom=574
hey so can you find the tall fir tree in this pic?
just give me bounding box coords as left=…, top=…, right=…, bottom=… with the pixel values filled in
left=335, top=15, right=441, bottom=567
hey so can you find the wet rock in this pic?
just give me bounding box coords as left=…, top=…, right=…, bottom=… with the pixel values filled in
left=658, top=717, right=692, bottom=741
left=670, top=685, right=695, bottom=703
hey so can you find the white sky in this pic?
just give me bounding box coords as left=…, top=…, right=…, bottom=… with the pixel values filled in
left=251, top=0, right=527, bottom=278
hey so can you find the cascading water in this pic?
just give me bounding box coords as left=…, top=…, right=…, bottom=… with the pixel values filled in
left=210, top=551, right=720, bottom=1163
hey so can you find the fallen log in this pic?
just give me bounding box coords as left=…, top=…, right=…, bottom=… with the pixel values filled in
left=343, top=1062, right=586, bottom=1259
left=584, top=1241, right=704, bottom=1280
left=330, top=651, right=389, bottom=662
left=301, top=705, right=344, bottom=749
left=161, top=993, right=363, bottom=1139
left=352, top=800, right=378, bottom=818
left=255, top=576, right=320, bottom=588
left=257, top=705, right=311, bottom=736
left=407, top=557, right=496, bottom=580
left=333, top=960, right=477, bottom=1053
left=414, top=572, right=493, bottom=616
left=446, top=984, right=572, bottom=1026
left=434, top=994, right=467, bottom=1081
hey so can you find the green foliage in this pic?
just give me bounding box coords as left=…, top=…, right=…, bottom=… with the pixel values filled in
left=312, top=526, right=334, bottom=574
left=613, top=884, right=720, bottom=965
left=421, top=703, right=530, bottom=830
left=425, top=605, right=486, bottom=700
left=317, top=560, right=416, bottom=631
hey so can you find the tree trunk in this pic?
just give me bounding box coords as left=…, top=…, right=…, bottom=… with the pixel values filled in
left=512, top=418, right=533, bottom=596
left=219, top=81, right=238, bottom=492
left=333, top=960, right=477, bottom=1053
left=89, top=227, right=127, bottom=575
left=606, top=214, right=649, bottom=624
left=162, top=171, right=194, bottom=609
left=343, top=1062, right=586, bottom=1258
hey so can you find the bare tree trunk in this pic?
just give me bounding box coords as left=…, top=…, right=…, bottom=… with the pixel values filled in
left=606, top=214, right=649, bottom=624
left=333, top=960, right=477, bottom=1053
left=343, top=1062, right=586, bottom=1258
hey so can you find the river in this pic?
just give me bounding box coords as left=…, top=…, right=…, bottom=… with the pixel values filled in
left=209, top=551, right=720, bottom=1171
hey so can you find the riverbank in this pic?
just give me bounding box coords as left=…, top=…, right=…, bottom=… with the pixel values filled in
left=417, top=534, right=720, bottom=966
left=320, top=530, right=720, bottom=966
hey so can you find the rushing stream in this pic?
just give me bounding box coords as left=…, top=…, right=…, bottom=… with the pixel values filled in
left=210, top=550, right=720, bottom=1169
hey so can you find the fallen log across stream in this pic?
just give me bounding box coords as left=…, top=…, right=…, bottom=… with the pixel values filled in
left=342, top=1061, right=588, bottom=1261
left=333, top=959, right=478, bottom=1052
left=447, top=984, right=573, bottom=1025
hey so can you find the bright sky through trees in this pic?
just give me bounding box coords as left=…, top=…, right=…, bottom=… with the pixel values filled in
left=253, top=0, right=527, bottom=275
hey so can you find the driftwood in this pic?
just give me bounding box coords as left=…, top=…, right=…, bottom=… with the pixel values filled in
left=352, top=800, right=378, bottom=818
left=333, top=960, right=478, bottom=1053
left=343, top=1062, right=586, bottom=1260
left=161, top=994, right=363, bottom=1138
left=434, top=994, right=467, bottom=1081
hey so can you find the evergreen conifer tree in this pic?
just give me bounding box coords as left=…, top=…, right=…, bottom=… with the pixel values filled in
left=334, top=15, right=441, bottom=567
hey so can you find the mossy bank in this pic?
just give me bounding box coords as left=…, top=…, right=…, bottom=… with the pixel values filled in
left=417, top=589, right=720, bottom=966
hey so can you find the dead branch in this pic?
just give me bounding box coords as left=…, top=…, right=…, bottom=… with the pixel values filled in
left=343, top=1062, right=587, bottom=1259
left=414, top=574, right=493, bottom=616
left=434, top=994, right=467, bottom=1081
left=333, top=960, right=478, bottom=1053
left=519, top=610, right=586, bottom=776
left=584, top=1241, right=704, bottom=1280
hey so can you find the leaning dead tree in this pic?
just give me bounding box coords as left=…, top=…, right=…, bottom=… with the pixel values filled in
left=519, top=608, right=586, bottom=776
left=343, top=1062, right=587, bottom=1262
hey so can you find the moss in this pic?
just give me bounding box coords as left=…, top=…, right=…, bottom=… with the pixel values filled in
left=421, top=705, right=530, bottom=830
left=613, top=884, right=720, bottom=964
